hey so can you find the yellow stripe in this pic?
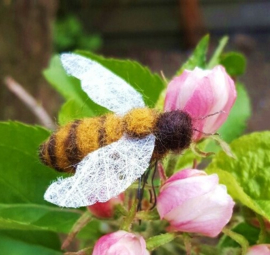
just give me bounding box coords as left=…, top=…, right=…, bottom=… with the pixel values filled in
left=76, top=117, right=101, bottom=159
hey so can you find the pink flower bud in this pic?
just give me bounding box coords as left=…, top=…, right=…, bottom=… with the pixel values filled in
left=92, top=230, right=150, bottom=255
left=164, top=66, right=236, bottom=141
left=157, top=169, right=235, bottom=237
left=246, top=244, right=270, bottom=255
left=87, top=193, right=124, bottom=218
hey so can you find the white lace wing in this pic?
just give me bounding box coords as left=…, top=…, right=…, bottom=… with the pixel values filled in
left=60, top=53, right=145, bottom=115
left=44, top=134, right=155, bottom=208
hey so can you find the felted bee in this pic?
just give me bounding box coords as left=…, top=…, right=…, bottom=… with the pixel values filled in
left=40, top=53, right=193, bottom=208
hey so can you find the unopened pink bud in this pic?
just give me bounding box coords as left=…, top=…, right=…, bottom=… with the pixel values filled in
left=87, top=193, right=124, bottom=218
left=157, top=169, right=235, bottom=237
left=92, top=230, right=150, bottom=255
left=164, top=66, right=236, bottom=141
left=246, top=244, right=270, bottom=255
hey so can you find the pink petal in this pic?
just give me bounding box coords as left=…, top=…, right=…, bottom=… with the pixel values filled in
left=165, top=185, right=234, bottom=237
left=246, top=244, right=270, bottom=255
left=157, top=173, right=219, bottom=218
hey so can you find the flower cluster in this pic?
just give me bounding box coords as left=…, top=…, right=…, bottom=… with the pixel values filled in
left=164, top=65, right=236, bottom=141
left=157, top=169, right=235, bottom=237
left=87, top=193, right=124, bottom=218
left=84, top=66, right=237, bottom=254
left=92, top=169, right=235, bottom=253
left=92, top=231, right=149, bottom=255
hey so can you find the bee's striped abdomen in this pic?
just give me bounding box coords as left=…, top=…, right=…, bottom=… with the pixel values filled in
left=39, top=114, right=124, bottom=172
left=39, top=108, right=161, bottom=172
left=39, top=122, right=75, bottom=172
left=75, top=114, right=124, bottom=159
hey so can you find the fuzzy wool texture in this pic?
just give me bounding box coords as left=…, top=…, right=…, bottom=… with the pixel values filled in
left=54, top=122, right=73, bottom=171
left=39, top=108, right=194, bottom=172
left=76, top=117, right=102, bottom=158
left=153, top=110, right=193, bottom=160
left=44, top=134, right=156, bottom=207
left=39, top=108, right=159, bottom=172
left=39, top=142, right=52, bottom=168
left=123, top=108, right=158, bottom=137
left=103, top=113, right=123, bottom=145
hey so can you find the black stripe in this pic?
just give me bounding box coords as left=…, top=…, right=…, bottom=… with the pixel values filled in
left=47, top=134, right=62, bottom=172
left=38, top=143, right=49, bottom=166
left=98, top=115, right=107, bottom=147
left=65, top=120, right=82, bottom=166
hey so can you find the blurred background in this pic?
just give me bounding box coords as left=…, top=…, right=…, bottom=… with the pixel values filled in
left=0, top=0, right=270, bottom=132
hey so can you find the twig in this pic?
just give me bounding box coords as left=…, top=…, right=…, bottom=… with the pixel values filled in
left=64, top=246, right=92, bottom=255
left=183, top=233, right=192, bottom=255
left=62, top=211, right=92, bottom=250
left=160, top=70, right=168, bottom=84
left=4, top=76, right=56, bottom=130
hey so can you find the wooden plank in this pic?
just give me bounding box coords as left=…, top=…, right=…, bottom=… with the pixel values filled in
left=102, top=32, right=185, bottom=50
left=77, top=0, right=270, bottom=51
left=202, top=2, right=270, bottom=29
left=85, top=5, right=179, bottom=33
left=84, top=1, right=270, bottom=34
left=88, top=0, right=268, bottom=6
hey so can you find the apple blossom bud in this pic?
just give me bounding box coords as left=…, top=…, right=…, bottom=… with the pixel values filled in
left=157, top=169, right=234, bottom=237
left=87, top=193, right=124, bottom=218
left=164, top=66, right=236, bottom=141
left=246, top=244, right=270, bottom=255
left=92, top=230, right=150, bottom=255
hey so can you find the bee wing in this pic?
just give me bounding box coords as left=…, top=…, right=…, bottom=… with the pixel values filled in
left=44, top=134, right=155, bottom=208
left=60, top=53, right=145, bottom=115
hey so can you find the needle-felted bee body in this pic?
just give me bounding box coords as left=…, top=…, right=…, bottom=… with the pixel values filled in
left=41, top=53, right=193, bottom=208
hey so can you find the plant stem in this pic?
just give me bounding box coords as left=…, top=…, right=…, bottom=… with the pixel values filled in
left=64, top=246, right=92, bottom=255
left=62, top=211, right=92, bottom=250
left=146, top=233, right=176, bottom=251
left=183, top=233, right=192, bottom=255
left=136, top=209, right=160, bottom=221
left=256, top=213, right=266, bottom=244
left=222, top=227, right=249, bottom=255
left=120, top=199, right=138, bottom=231
left=166, top=155, right=178, bottom=177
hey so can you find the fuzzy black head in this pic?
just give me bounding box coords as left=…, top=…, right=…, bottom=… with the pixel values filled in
left=154, top=110, right=193, bottom=157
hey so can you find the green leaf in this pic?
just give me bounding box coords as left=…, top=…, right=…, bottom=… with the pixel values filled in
left=45, top=52, right=164, bottom=124
left=206, top=131, right=270, bottom=220
left=173, top=140, right=209, bottom=171
left=0, top=203, right=100, bottom=239
left=176, top=34, right=209, bottom=74
left=218, top=83, right=251, bottom=142
left=43, top=55, right=87, bottom=103
left=220, top=52, right=247, bottom=76
left=208, top=82, right=251, bottom=152
left=0, top=230, right=61, bottom=252
left=0, top=121, right=58, bottom=204
left=58, top=99, right=103, bottom=125
left=198, top=245, right=219, bottom=255
left=0, top=203, right=81, bottom=232
left=146, top=233, right=176, bottom=251
left=0, top=230, right=62, bottom=255
left=43, top=55, right=106, bottom=120
left=0, top=121, right=101, bottom=238
left=207, top=36, right=229, bottom=68
left=76, top=50, right=165, bottom=108
left=206, top=82, right=251, bottom=153
left=219, top=222, right=270, bottom=249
